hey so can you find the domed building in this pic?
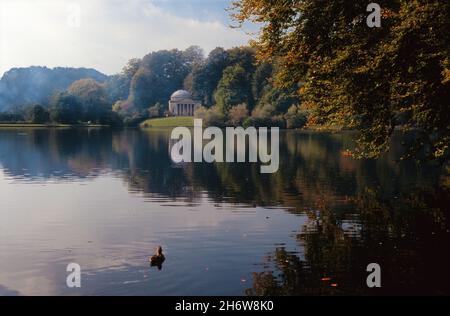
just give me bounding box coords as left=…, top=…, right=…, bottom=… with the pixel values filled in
left=168, top=90, right=201, bottom=116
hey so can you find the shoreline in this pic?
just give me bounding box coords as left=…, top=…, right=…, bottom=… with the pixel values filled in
left=0, top=123, right=108, bottom=128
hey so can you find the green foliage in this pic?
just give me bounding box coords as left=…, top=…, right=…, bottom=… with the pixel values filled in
left=227, top=47, right=257, bottom=76
left=112, top=99, right=138, bottom=117
left=129, top=67, right=156, bottom=109
left=49, top=92, right=83, bottom=124
left=232, top=0, right=450, bottom=160
left=193, top=105, right=208, bottom=120
left=250, top=104, right=285, bottom=128
left=195, top=106, right=226, bottom=127
left=123, top=48, right=204, bottom=114
left=228, top=103, right=249, bottom=126
left=101, top=111, right=123, bottom=127
left=68, top=79, right=110, bottom=123
left=105, top=58, right=141, bottom=104
left=214, top=65, right=252, bottom=113
left=148, top=103, right=164, bottom=118
left=189, top=47, right=258, bottom=108
left=1, top=45, right=304, bottom=128
left=182, top=45, right=205, bottom=67
left=0, top=112, right=24, bottom=123
left=242, top=117, right=252, bottom=129
left=26, top=105, right=49, bottom=124
left=122, top=115, right=148, bottom=128
left=252, top=62, right=273, bottom=100
left=285, top=105, right=308, bottom=129
left=1, top=46, right=303, bottom=128
left=257, top=85, right=298, bottom=114
left=190, top=47, right=231, bottom=106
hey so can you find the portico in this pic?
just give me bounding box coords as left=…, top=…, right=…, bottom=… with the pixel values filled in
left=173, top=103, right=196, bottom=116
left=168, top=90, right=201, bottom=116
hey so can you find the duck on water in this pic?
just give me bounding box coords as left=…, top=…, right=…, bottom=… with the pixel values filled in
left=149, top=246, right=165, bottom=270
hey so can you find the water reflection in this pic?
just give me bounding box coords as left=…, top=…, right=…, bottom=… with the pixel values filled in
left=247, top=187, right=450, bottom=295
left=0, top=128, right=448, bottom=295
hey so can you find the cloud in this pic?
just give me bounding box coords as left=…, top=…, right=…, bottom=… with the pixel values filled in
left=0, top=0, right=251, bottom=76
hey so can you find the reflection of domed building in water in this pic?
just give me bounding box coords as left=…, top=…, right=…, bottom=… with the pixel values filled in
left=168, top=90, right=201, bottom=116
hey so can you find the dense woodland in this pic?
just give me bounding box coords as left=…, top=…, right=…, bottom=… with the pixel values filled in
left=109, top=46, right=303, bottom=128
left=0, top=46, right=304, bottom=128
left=232, top=0, right=450, bottom=160
left=0, top=0, right=448, bottom=161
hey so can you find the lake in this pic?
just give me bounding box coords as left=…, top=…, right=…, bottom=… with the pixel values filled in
left=0, top=128, right=449, bottom=295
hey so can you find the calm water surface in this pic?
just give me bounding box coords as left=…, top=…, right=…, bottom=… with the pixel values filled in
left=0, top=128, right=449, bottom=295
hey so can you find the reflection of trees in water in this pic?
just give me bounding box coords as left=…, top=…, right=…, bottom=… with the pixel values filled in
left=0, top=129, right=197, bottom=197
left=1, top=129, right=448, bottom=294
left=189, top=131, right=444, bottom=210
left=0, top=129, right=113, bottom=179
left=247, top=186, right=450, bottom=295
left=1, top=129, right=443, bottom=204
left=112, top=130, right=197, bottom=197
left=184, top=132, right=349, bottom=207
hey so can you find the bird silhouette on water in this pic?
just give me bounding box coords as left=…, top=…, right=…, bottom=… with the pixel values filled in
left=149, top=246, right=165, bottom=270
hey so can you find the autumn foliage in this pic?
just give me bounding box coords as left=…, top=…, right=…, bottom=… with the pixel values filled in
left=232, top=0, right=450, bottom=160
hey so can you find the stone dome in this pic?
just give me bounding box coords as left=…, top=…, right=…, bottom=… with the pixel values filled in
left=170, top=90, right=192, bottom=101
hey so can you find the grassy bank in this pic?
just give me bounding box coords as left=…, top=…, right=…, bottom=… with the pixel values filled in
left=140, top=116, right=194, bottom=128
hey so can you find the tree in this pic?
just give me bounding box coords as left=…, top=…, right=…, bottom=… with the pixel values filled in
left=190, top=47, right=230, bottom=106
left=204, top=106, right=226, bottom=127
left=187, top=47, right=258, bottom=108
left=257, top=84, right=298, bottom=114
left=183, top=45, right=205, bottom=67
left=129, top=67, right=158, bottom=110
left=227, top=46, right=257, bottom=75
left=252, top=62, right=273, bottom=101
left=0, top=112, right=24, bottom=122
left=285, top=105, right=308, bottom=129
left=125, top=49, right=196, bottom=111
left=194, top=106, right=208, bottom=120
left=194, top=105, right=226, bottom=127
left=228, top=103, right=249, bottom=126
left=232, top=0, right=450, bottom=160
left=49, top=92, right=83, bottom=124
left=214, top=64, right=250, bottom=113
left=105, top=58, right=141, bottom=103
left=68, top=79, right=110, bottom=123
left=148, top=103, right=164, bottom=118
left=26, top=105, right=49, bottom=124
left=251, top=103, right=277, bottom=127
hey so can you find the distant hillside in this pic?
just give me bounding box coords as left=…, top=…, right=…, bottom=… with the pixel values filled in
left=0, top=66, right=108, bottom=111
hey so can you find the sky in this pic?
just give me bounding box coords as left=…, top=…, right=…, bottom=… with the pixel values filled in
left=0, top=0, right=254, bottom=77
